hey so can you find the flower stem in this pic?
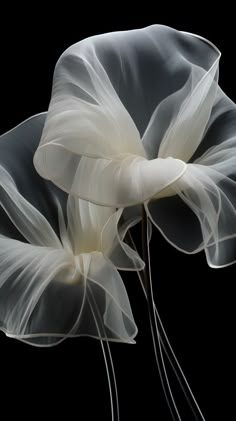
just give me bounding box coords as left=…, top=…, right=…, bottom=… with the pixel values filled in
left=87, top=284, right=120, bottom=421
left=141, top=205, right=181, bottom=421
left=127, top=224, right=205, bottom=420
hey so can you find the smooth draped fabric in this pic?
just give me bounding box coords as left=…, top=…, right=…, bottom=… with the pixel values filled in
left=34, top=25, right=236, bottom=267
left=0, top=115, right=144, bottom=346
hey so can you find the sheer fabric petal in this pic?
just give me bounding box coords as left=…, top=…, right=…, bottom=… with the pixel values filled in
left=0, top=177, right=138, bottom=345
left=33, top=25, right=218, bottom=206
left=74, top=252, right=138, bottom=343
left=0, top=116, right=139, bottom=345
left=147, top=159, right=236, bottom=268
left=65, top=194, right=144, bottom=271
left=0, top=113, right=68, bottom=238
left=146, top=56, right=236, bottom=267
left=101, top=207, right=145, bottom=271
left=0, top=236, right=76, bottom=345
left=33, top=25, right=236, bottom=266
left=0, top=238, right=137, bottom=345
left=0, top=164, right=61, bottom=248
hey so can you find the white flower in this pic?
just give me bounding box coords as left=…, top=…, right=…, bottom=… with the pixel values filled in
left=0, top=114, right=143, bottom=346
left=34, top=25, right=236, bottom=267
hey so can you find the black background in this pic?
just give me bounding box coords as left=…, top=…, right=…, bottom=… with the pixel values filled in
left=0, top=6, right=234, bottom=420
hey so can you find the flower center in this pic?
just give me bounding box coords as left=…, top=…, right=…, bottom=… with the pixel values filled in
left=60, top=251, right=103, bottom=285
left=117, top=154, right=187, bottom=204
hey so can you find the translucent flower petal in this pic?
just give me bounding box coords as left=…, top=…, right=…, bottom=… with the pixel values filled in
left=0, top=236, right=75, bottom=345
left=0, top=182, right=138, bottom=345
left=5, top=250, right=138, bottom=346
left=33, top=25, right=236, bottom=267
left=0, top=116, right=139, bottom=345
left=147, top=163, right=236, bottom=267
left=0, top=164, right=61, bottom=248
left=147, top=69, right=236, bottom=267
left=74, top=252, right=138, bottom=343
left=34, top=25, right=218, bottom=205
left=101, top=207, right=144, bottom=271
left=0, top=113, right=67, bottom=240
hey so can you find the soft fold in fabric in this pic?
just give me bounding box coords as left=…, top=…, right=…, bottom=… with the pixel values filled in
left=0, top=115, right=143, bottom=346
left=34, top=25, right=236, bottom=267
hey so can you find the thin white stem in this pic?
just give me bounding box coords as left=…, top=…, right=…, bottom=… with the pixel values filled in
left=87, top=284, right=120, bottom=421
left=128, top=224, right=205, bottom=420
left=141, top=206, right=182, bottom=420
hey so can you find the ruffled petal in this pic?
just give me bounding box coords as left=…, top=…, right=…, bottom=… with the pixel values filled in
left=0, top=165, right=61, bottom=248
left=146, top=195, right=203, bottom=255
left=101, top=207, right=144, bottom=271
left=157, top=54, right=219, bottom=162
left=34, top=36, right=144, bottom=173
left=0, top=118, right=139, bottom=345
left=148, top=163, right=236, bottom=267
left=148, top=76, right=236, bottom=266
left=0, top=113, right=67, bottom=240
left=34, top=25, right=219, bottom=206
left=0, top=229, right=137, bottom=345
left=190, top=85, right=236, bottom=161
left=0, top=235, right=79, bottom=345
left=75, top=252, right=138, bottom=343
left=194, top=136, right=236, bottom=177
left=183, top=164, right=236, bottom=267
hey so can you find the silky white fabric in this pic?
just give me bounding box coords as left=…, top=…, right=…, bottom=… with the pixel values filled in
left=34, top=25, right=236, bottom=267
left=0, top=115, right=144, bottom=346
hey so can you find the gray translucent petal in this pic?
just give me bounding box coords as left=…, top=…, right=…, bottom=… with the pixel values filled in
left=0, top=113, right=67, bottom=240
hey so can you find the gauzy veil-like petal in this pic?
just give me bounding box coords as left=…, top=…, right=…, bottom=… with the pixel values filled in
left=0, top=115, right=143, bottom=346
left=145, top=58, right=236, bottom=267
left=34, top=25, right=236, bottom=267
left=34, top=25, right=207, bottom=205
